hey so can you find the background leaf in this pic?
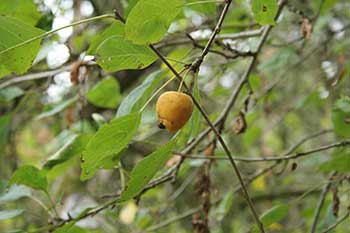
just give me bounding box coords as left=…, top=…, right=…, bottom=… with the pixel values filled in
left=43, top=134, right=93, bottom=170
left=116, top=70, right=164, bottom=117
left=332, top=97, right=350, bottom=138
left=0, top=0, right=41, bottom=26
left=0, top=209, right=24, bottom=221
left=119, top=139, right=176, bottom=202
left=0, top=185, right=31, bottom=204
left=125, top=0, right=183, bottom=44
left=87, top=76, right=121, bottom=109
left=0, top=87, right=24, bottom=103
left=251, top=0, right=278, bottom=25
left=81, top=113, right=141, bottom=180
left=260, top=204, right=289, bottom=227
left=9, top=165, right=48, bottom=192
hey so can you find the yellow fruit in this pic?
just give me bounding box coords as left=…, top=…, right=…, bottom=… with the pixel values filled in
left=156, top=91, right=194, bottom=132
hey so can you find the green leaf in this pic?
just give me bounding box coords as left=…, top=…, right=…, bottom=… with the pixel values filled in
left=9, top=165, right=48, bottom=192
left=185, top=0, right=216, bottom=15
left=0, top=185, right=31, bottom=204
left=0, top=113, right=12, bottom=154
left=335, top=96, right=350, bottom=113
left=0, top=209, right=24, bottom=221
left=0, top=15, right=44, bottom=78
left=0, top=0, right=41, bottom=26
left=81, top=113, right=141, bottom=180
left=190, top=80, right=201, bottom=138
left=88, top=21, right=125, bottom=55
left=54, top=225, right=88, bottom=233
left=116, top=70, right=164, bottom=117
left=320, top=150, right=350, bottom=173
left=36, top=96, right=79, bottom=120
left=332, top=97, right=350, bottom=138
left=260, top=204, right=289, bottom=227
left=215, top=191, right=234, bottom=221
left=44, top=134, right=93, bottom=170
left=96, top=35, right=157, bottom=72
left=0, top=87, right=24, bottom=102
left=89, top=21, right=157, bottom=72
left=53, top=208, right=92, bottom=233
left=119, top=139, right=176, bottom=202
left=125, top=0, right=183, bottom=44
left=87, top=76, right=121, bottom=109
left=251, top=0, right=278, bottom=25
left=125, top=0, right=140, bottom=17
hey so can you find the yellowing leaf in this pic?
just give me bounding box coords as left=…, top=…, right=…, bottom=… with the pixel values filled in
left=252, top=175, right=266, bottom=191
left=119, top=201, right=138, bottom=224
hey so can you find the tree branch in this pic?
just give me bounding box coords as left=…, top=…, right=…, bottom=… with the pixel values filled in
left=310, top=172, right=337, bottom=233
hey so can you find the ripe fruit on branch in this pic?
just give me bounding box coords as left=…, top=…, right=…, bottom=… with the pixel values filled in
left=156, top=91, right=194, bottom=132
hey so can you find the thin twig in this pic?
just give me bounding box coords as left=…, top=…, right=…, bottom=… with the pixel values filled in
left=145, top=207, right=202, bottom=232
left=0, top=62, right=95, bottom=89
left=190, top=0, right=235, bottom=72
left=310, top=171, right=337, bottom=233
left=174, top=140, right=350, bottom=162
left=0, top=14, right=115, bottom=56
left=155, top=29, right=262, bottom=48
left=322, top=211, right=350, bottom=233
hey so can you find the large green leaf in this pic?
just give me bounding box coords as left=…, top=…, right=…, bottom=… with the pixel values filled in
left=251, top=0, right=278, bottom=25
left=0, top=0, right=41, bottom=26
left=260, top=204, right=289, bottom=227
left=0, top=15, right=44, bottom=78
left=9, top=165, right=48, bottom=192
left=91, top=21, right=157, bottom=72
left=87, top=76, right=121, bottom=109
left=44, top=134, right=93, bottom=170
left=96, top=35, right=157, bottom=72
left=87, top=21, right=125, bottom=55
left=119, top=139, right=176, bottom=202
left=116, top=70, right=164, bottom=117
left=125, top=0, right=183, bottom=44
left=332, top=97, right=350, bottom=138
left=81, top=113, right=141, bottom=180
left=0, top=209, right=24, bottom=221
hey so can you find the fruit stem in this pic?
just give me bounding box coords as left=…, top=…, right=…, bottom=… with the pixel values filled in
left=177, top=69, right=191, bottom=92
left=139, top=68, right=187, bottom=113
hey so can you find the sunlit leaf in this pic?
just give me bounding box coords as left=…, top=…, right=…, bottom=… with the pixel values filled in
left=251, top=0, right=278, bottom=25
left=0, top=0, right=41, bottom=26
left=125, top=0, right=183, bottom=44
left=0, top=15, right=44, bottom=78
